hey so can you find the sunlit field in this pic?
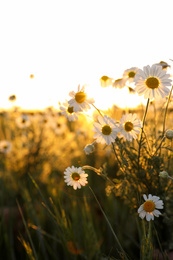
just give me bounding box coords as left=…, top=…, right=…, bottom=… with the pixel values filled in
left=1, top=62, right=173, bottom=260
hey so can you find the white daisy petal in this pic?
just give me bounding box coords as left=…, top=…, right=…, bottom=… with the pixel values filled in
left=119, top=113, right=142, bottom=141
left=92, top=115, right=119, bottom=145
left=138, top=194, right=164, bottom=221
left=64, top=166, right=88, bottom=190
left=68, top=85, right=95, bottom=112
left=134, top=64, right=172, bottom=99
left=146, top=213, right=152, bottom=221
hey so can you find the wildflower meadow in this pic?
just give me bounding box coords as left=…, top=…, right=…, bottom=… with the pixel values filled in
left=1, top=61, right=173, bottom=260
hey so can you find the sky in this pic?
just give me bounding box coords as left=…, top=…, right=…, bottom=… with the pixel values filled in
left=0, top=0, right=173, bottom=110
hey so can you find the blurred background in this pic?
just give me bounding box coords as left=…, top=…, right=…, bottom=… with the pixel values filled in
left=0, top=0, right=173, bottom=111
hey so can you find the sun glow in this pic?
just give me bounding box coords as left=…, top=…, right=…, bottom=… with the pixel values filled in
left=0, top=1, right=172, bottom=112
left=86, top=80, right=147, bottom=111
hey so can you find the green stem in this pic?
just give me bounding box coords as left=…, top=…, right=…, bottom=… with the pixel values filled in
left=162, top=85, right=173, bottom=136
left=137, top=98, right=150, bottom=171
left=89, top=186, right=130, bottom=260
left=82, top=165, right=116, bottom=186
left=91, top=104, right=104, bottom=117
left=154, top=136, right=166, bottom=156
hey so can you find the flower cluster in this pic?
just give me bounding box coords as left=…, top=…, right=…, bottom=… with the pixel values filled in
left=63, top=62, right=173, bottom=229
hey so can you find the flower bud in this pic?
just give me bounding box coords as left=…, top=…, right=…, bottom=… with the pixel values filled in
left=165, top=130, right=173, bottom=139
left=84, top=143, right=95, bottom=155
left=159, top=171, right=169, bottom=178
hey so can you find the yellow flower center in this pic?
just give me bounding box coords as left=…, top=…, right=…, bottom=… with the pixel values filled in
left=143, top=200, right=155, bottom=212
left=128, top=71, right=136, bottom=78
left=124, top=121, right=133, bottom=132
left=22, top=119, right=26, bottom=123
left=102, top=125, right=112, bottom=135
left=71, top=172, right=80, bottom=181
left=145, top=77, right=159, bottom=89
left=67, top=106, right=74, bottom=114
left=75, top=92, right=86, bottom=103
left=101, top=75, right=109, bottom=81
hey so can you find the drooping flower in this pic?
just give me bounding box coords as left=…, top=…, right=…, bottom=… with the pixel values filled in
left=64, top=166, right=88, bottom=190
left=112, top=78, right=126, bottom=89
left=119, top=113, right=142, bottom=141
left=134, top=64, right=172, bottom=99
left=138, top=194, right=164, bottom=221
left=60, top=100, right=80, bottom=121
left=100, top=75, right=113, bottom=88
left=0, top=140, right=12, bottom=154
left=92, top=115, right=119, bottom=145
left=154, top=61, right=171, bottom=70
left=68, top=85, right=95, bottom=112
left=123, top=67, right=139, bottom=84
left=83, top=142, right=95, bottom=155
left=165, top=129, right=173, bottom=140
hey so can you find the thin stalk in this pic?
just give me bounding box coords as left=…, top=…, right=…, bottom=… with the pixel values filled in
left=162, top=85, right=173, bottom=136
left=154, top=136, right=166, bottom=156
left=82, top=165, right=116, bottom=186
left=16, top=200, right=38, bottom=260
left=91, top=104, right=104, bottom=117
left=168, top=176, right=173, bottom=181
left=137, top=98, right=150, bottom=171
left=153, top=224, right=166, bottom=260
left=89, top=186, right=130, bottom=260
left=111, top=142, right=126, bottom=175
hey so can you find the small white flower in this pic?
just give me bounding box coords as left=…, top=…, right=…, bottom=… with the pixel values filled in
left=100, top=75, right=113, bottom=87
left=92, top=115, right=119, bottom=145
left=68, top=85, right=95, bottom=112
left=60, top=100, right=80, bottom=121
left=51, top=116, right=67, bottom=135
left=112, top=78, right=126, bottom=89
left=84, top=142, right=95, bottom=155
left=123, top=67, right=139, bottom=84
left=64, top=166, right=88, bottom=190
left=0, top=140, right=12, bottom=154
left=119, top=113, right=142, bottom=141
left=16, top=114, right=31, bottom=128
left=134, top=64, right=172, bottom=99
left=138, top=194, right=164, bottom=221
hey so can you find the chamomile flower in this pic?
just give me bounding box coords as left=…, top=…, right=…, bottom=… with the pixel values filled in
left=123, top=67, right=139, bottom=84
left=92, top=115, right=119, bottom=145
left=0, top=140, right=12, bottom=154
left=68, top=85, right=95, bottom=112
left=16, top=114, right=31, bottom=128
left=100, top=75, right=113, bottom=87
left=119, top=113, right=142, bottom=141
left=154, top=61, right=171, bottom=70
left=112, top=78, right=126, bottom=89
left=138, top=194, right=164, bottom=221
left=49, top=115, right=67, bottom=135
left=60, top=100, right=80, bottom=121
left=64, top=166, right=88, bottom=190
left=134, top=64, right=172, bottom=99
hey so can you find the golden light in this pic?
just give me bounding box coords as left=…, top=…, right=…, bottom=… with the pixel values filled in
left=0, top=1, right=172, bottom=112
